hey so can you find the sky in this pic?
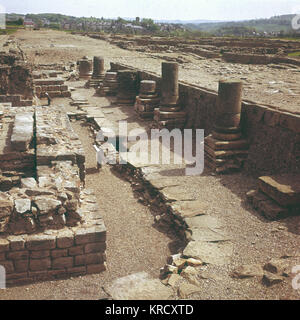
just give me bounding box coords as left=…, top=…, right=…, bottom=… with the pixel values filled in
left=1, top=0, right=300, bottom=21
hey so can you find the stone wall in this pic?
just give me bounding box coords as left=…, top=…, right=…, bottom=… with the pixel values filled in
left=0, top=222, right=106, bottom=286
left=222, top=52, right=300, bottom=67
left=34, top=78, right=71, bottom=99
left=0, top=105, right=35, bottom=176
left=0, top=105, right=107, bottom=285
left=0, top=52, right=33, bottom=105
left=111, top=62, right=300, bottom=176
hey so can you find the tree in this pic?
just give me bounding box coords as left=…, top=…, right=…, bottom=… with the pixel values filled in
left=16, top=18, right=24, bottom=26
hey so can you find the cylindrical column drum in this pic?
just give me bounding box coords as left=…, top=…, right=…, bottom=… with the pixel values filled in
left=79, top=58, right=92, bottom=79
left=161, top=62, right=179, bottom=105
left=93, top=56, right=105, bottom=77
left=215, top=80, right=243, bottom=128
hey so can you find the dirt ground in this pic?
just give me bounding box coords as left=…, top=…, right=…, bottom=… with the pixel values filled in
left=0, top=29, right=300, bottom=300
left=13, top=29, right=300, bottom=114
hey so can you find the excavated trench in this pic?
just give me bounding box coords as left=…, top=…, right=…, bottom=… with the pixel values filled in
left=71, top=120, right=182, bottom=278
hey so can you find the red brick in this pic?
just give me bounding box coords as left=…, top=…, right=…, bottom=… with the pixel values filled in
left=51, top=249, right=68, bottom=258
left=84, top=242, right=106, bottom=254
left=30, top=250, right=50, bottom=259
left=26, top=235, right=56, bottom=251
left=0, top=239, right=10, bottom=252
left=14, top=259, right=29, bottom=272
left=7, top=236, right=25, bottom=251
left=7, top=251, right=29, bottom=260
left=52, top=257, right=73, bottom=269
left=68, top=245, right=84, bottom=256
left=67, top=266, right=86, bottom=276
left=75, top=226, right=106, bottom=245
left=86, top=263, right=107, bottom=274
left=75, top=253, right=104, bottom=266
left=29, top=258, right=51, bottom=271
left=56, top=230, right=74, bottom=248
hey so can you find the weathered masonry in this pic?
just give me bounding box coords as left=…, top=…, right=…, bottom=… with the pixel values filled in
left=110, top=62, right=300, bottom=176
left=0, top=104, right=106, bottom=286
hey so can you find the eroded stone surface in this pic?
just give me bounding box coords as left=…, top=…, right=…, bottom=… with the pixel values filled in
left=183, top=241, right=233, bottom=266
left=231, top=264, right=264, bottom=279
left=258, top=175, right=300, bottom=207
left=106, top=272, right=174, bottom=300
left=11, top=113, right=34, bottom=152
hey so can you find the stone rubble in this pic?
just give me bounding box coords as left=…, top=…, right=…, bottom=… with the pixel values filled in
left=0, top=102, right=107, bottom=285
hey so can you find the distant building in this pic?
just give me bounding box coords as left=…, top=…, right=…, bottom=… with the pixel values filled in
left=24, top=19, right=35, bottom=29
left=41, top=18, right=50, bottom=26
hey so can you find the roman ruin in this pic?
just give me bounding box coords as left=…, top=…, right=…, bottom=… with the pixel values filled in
left=134, top=80, right=160, bottom=119
left=154, top=62, right=187, bottom=129
left=0, top=27, right=299, bottom=301
left=205, top=80, right=249, bottom=173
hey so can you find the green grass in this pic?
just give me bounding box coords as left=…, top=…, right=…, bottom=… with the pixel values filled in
left=0, top=25, right=23, bottom=35
left=288, top=51, right=300, bottom=57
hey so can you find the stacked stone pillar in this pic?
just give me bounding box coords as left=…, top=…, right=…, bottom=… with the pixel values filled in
left=116, top=70, right=138, bottom=105
left=246, top=174, right=300, bottom=220
left=154, top=62, right=186, bottom=129
left=88, top=56, right=105, bottom=88
left=204, top=80, right=249, bottom=173
left=134, top=80, right=160, bottom=119
left=78, top=57, right=92, bottom=80
left=97, top=72, right=118, bottom=96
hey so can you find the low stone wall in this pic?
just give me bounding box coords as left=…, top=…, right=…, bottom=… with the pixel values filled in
left=0, top=105, right=35, bottom=175
left=0, top=221, right=106, bottom=286
left=181, top=46, right=220, bottom=59
left=0, top=54, right=33, bottom=99
left=222, top=52, right=300, bottom=67
left=34, top=78, right=71, bottom=99
left=0, top=95, right=33, bottom=107
left=111, top=62, right=300, bottom=175
left=0, top=105, right=107, bottom=286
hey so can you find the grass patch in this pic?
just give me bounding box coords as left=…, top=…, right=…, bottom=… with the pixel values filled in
left=288, top=51, right=300, bottom=57
left=0, top=25, right=23, bottom=35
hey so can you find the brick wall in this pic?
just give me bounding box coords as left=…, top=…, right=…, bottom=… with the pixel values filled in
left=0, top=225, right=106, bottom=286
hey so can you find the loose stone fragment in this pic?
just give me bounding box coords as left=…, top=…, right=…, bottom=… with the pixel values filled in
left=262, top=271, right=284, bottom=287
left=231, top=264, right=264, bottom=279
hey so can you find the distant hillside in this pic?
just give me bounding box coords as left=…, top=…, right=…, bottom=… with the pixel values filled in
left=154, top=19, right=222, bottom=24
left=186, top=14, right=298, bottom=35
left=5, top=12, right=300, bottom=37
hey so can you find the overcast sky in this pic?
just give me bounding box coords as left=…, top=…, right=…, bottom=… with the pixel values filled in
left=1, top=0, right=300, bottom=21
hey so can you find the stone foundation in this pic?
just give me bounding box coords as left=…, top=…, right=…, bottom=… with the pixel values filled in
left=110, top=62, right=300, bottom=175
left=0, top=219, right=106, bottom=286
left=34, top=78, right=71, bottom=99
left=0, top=104, right=107, bottom=285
